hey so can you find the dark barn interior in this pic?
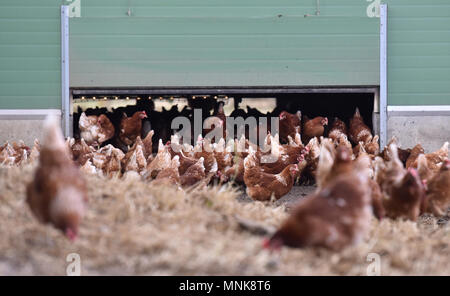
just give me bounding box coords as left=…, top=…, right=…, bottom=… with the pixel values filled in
left=72, top=89, right=375, bottom=152
left=277, top=92, right=374, bottom=130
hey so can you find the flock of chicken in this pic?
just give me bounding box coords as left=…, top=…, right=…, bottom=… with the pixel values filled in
left=0, top=106, right=449, bottom=251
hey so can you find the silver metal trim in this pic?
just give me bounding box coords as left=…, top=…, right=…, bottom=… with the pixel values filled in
left=373, top=87, right=380, bottom=113
left=69, top=91, right=74, bottom=137
left=388, top=105, right=450, bottom=116
left=379, top=4, right=388, bottom=149
left=71, top=86, right=379, bottom=96
left=61, top=6, right=70, bottom=137
left=0, top=109, right=62, bottom=120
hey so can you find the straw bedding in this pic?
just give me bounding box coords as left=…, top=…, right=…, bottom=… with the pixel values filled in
left=0, top=165, right=448, bottom=275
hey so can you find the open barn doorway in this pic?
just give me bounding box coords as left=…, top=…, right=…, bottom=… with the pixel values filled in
left=71, top=87, right=378, bottom=152
left=276, top=92, right=376, bottom=131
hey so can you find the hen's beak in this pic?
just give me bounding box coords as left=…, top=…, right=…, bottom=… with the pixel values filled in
left=422, top=179, right=428, bottom=191
left=444, top=160, right=450, bottom=169
left=262, top=238, right=271, bottom=248
left=65, top=228, right=77, bottom=242
left=262, top=237, right=283, bottom=251
left=301, top=146, right=310, bottom=156
left=408, top=167, right=418, bottom=178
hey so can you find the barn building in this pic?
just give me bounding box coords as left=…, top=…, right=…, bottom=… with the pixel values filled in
left=0, top=0, right=449, bottom=151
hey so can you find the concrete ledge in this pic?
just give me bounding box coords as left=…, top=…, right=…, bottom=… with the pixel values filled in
left=388, top=115, right=450, bottom=153
left=0, top=110, right=62, bottom=145
left=0, top=120, right=47, bottom=146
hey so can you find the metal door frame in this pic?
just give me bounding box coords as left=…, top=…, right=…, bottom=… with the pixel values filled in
left=379, top=4, right=388, bottom=149
left=61, top=6, right=70, bottom=136
left=61, top=4, right=388, bottom=143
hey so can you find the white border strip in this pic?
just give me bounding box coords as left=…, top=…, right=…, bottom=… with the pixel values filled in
left=61, top=6, right=70, bottom=137
left=0, top=109, right=61, bottom=120
left=379, top=4, right=388, bottom=149
left=388, top=105, right=450, bottom=116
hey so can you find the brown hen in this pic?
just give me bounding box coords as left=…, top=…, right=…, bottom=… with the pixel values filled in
left=119, top=111, right=147, bottom=146
left=302, top=116, right=328, bottom=144
left=327, top=117, right=347, bottom=143
left=26, top=116, right=87, bottom=241
left=244, top=147, right=306, bottom=201
left=181, top=157, right=206, bottom=187
left=349, top=107, right=373, bottom=145
left=279, top=111, right=301, bottom=144
left=265, top=169, right=371, bottom=250
left=426, top=160, right=450, bottom=216
left=153, top=155, right=181, bottom=188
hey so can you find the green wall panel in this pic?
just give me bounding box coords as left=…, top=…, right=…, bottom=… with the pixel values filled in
left=69, top=0, right=379, bottom=88
left=0, top=0, right=62, bottom=109
left=0, top=96, right=60, bottom=109
left=384, top=0, right=450, bottom=105
left=1, top=0, right=449, bottom=109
